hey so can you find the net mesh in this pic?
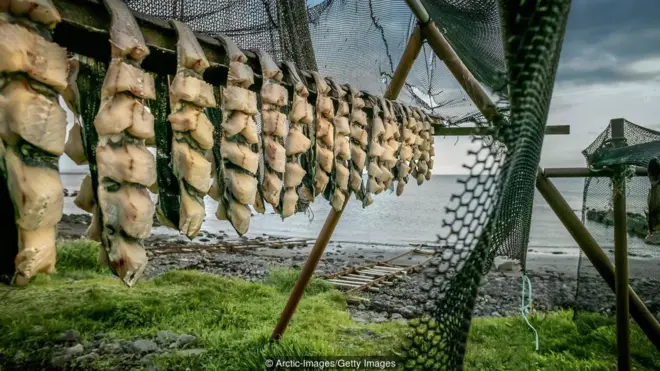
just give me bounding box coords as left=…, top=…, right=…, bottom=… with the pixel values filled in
left=575, top=120, right=660, bottom=321
left=107, top=0, right=570, bottom=368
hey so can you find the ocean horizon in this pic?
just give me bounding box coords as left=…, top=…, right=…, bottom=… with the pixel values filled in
left=59, top=173, right=652, bottom=255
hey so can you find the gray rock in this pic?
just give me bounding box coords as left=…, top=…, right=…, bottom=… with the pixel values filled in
left=391, top=313, right=403, bottom=320
left=57, top=329, right=81, bottom=342
left=51, top=354, right=69, bottom=367
left=81, top=340, right=93, bottom=349
left=176, top=334, right=196, bottom=347
left=352, top=312, right=369, bottom=323
left=491, top=311, right=501, bottom=317
left=66, top=344, right=85, bottom=357
left=497, top=261, right=521, bottom=273
left=156, top=330, right=179, bottom=345
left=99, top=342, right=122, bottom=354
left=75, top=352, right=99, bottom=363
left=131, top=339, right=160, bottom=354
left=357, top=303, right=366, bottom=310
left=174, top=348, right=207, bottom=357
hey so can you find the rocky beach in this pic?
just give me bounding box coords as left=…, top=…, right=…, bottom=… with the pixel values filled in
left=57, top=207, right=660, bottom=324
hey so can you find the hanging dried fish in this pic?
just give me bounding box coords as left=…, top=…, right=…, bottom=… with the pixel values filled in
left=309, top=71, right=334, bottom=198
left=0, top=0, right=68, bottom=286
left=214, top=33, right=259, bottom=235
left=92, top=0, right=156, bottom=287
left=253, top=49, right=287, bottom=210
left=407, top=106, right=424, bottom=186
left=410, top=107, right=430, bottom=185
left=379, top=98, right=399, bottom=191
left=280, top=62, right=312, bottom=218
left=364, top=94, right=386, bottom=205
left=157, top=20, right=215, bottom=239
left=326, top=77, right=350, bottom=211
left=345, top=85, right=367, bottom=201
left=393, top=102, right=412, bottom=196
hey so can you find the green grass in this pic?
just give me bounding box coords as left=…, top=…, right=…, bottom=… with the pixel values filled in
left=0, top=240, right=657, bottom=370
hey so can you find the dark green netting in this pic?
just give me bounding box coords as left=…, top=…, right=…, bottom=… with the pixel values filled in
left=575, top=120, right=660, bottom=322
left=401, top=1, right=571, bottom=369
left=591, top=140, right=660, bottom=168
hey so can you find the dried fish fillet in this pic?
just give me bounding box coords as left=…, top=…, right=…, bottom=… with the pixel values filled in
left=94, top=93, right=154, bottom=137
left=0, top=79, right=67, bottom=155
left=226, top=169, right=257, bottom=205
left=8, top=0, right=62, bottom=29
left=285, top=129, right=311, bottom=156
left=98, top=185, right=155, bottom=240
left=96, top=143, right=156, bottom=186
left=179, top=181, right=205, bottom=237
left=170, top=19, right=209, bottom=74
left=13, top=226, right=56, bottom=286
left=221, top=140, right=258, bottom=174
left=262, top=110, right=287, bottom=137
left=103, top=0, right=150, bottom=63
left=0, top=22, right=68, bottom=92
left=4, top=147, right=63, bottom=230
left=102, top=59, right=156, bottom=100
left=263, top=136, right=286, bottom=173
left=170, top=74, right=216, bottom=108
left=167, top=104, right=214, bottom=150
left=214, top=43, right=260, bottom=235
left=228, top=61, right=255, bottom=88
left=74, top=174, right=96, bottom=213
left=222, top=86, right=257, bottom=115
left=172, top=139, right=212, bottom=193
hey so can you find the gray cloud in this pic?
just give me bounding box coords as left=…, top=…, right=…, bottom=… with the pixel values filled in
left=555, top=0, right=660, bottom=85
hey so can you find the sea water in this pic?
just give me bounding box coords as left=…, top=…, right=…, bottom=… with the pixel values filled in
left=59, top=173, right=652, bottom=255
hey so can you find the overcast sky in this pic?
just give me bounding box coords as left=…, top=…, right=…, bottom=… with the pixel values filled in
left=59, top=0, right=660, bottom=174
left=434, top=0, right=660, bottom=173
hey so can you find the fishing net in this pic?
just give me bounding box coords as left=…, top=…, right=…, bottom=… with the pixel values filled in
left=575, top=120, right=660, bottom=321
left=122, top=0, right=509, bottom=123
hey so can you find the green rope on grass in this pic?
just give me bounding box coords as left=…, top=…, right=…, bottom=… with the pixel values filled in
left=521, top=271, right=539, bottom=351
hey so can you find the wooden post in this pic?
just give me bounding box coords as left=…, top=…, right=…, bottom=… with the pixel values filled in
left=611, top=119, right=631, bottom=369
left=270, top=25, right=425, bottom=342
left=405, top=0, right=660, bottom=352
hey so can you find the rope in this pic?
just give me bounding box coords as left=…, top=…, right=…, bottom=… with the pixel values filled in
left=520, top=271, right=539, bottom=351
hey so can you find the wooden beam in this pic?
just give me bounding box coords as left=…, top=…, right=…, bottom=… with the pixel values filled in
left=542, top=167, right=647, bottom=178
left=434, top=125, right=570, bottom=136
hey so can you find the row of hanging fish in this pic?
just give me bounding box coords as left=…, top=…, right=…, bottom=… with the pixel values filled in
left=0, top=0, right=436, bottom=287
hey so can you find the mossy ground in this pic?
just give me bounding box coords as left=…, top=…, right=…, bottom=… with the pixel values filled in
left=0, top=240, right=658, bottom=370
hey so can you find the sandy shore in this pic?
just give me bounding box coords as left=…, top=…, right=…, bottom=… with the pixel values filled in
left=56, top=213, right=660, bottom=322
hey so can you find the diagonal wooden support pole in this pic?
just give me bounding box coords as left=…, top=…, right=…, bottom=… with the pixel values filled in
left=270, top=25, right=425, bottom=342
left=405, top=0, right=660, bottom=352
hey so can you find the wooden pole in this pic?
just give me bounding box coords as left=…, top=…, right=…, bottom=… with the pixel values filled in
left=537, top=171, right=660, bottom=351
left=611, top=120, right=631, bottom=370
left=542, top=167, right=647, bottom=178
left=434, top=125, right=570, bottom=136
left=269, top=24, right=425, bottom=342
left=406, top=0, right=660, bottom=351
